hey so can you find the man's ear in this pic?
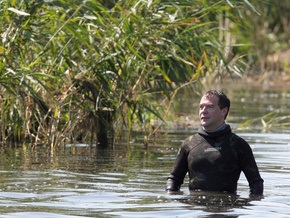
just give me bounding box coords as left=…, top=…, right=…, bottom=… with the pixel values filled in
left=222, top=107, right=228, bottom=115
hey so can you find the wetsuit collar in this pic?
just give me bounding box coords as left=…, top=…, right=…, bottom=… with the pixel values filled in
left=201, top=122, right=227, bottom=132
left=198, top=123, right=231, bottom=138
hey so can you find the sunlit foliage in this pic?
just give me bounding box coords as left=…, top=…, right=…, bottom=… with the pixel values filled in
left=1, top=0, right=283, bottom=146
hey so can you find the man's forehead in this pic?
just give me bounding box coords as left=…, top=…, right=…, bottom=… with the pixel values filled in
left=200, top=95, right=218, bottom=104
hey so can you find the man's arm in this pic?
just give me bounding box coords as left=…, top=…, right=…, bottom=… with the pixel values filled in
left=166, top=178, right=182, bottom=191
left=249, top=179, right=264, bottom=196
left=166, top=144, right=189, bottom=192
left=239, top=138, right=264, bottom=196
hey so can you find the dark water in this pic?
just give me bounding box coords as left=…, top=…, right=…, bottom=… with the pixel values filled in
left=1, top=84, right=290, bottom=217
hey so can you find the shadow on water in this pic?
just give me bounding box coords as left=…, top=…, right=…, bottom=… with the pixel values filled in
left=169, top=191, right=263, bottom=217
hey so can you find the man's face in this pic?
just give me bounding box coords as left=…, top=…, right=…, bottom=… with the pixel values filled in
left=199, top=95, right=228, bottom=131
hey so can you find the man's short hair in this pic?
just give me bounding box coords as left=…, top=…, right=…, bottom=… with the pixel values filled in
left=204, top=90, right=231, bottom=119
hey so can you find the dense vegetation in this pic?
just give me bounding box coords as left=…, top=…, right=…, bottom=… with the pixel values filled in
left=0, top=0, right=289, bottom=147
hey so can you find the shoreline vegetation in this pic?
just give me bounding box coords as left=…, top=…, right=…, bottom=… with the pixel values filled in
left=0, top=1, right=289, bottom=147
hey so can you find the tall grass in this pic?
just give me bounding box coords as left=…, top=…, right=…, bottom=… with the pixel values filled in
left=0, top=0, right=277, bottom=147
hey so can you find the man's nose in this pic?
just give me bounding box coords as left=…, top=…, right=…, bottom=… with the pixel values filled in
left=200, top=108, right=207, bottom=114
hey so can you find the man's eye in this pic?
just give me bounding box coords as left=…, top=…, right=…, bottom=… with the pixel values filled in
left=200, top=105, right=214, bottom=110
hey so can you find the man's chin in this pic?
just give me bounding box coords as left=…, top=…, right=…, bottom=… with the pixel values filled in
left=201, top=124, right=212, bottom=131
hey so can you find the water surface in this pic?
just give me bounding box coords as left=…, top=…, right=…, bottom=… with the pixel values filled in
left=0, top=132, right=290, bottom=217
left=1, top=84, right=290, bottom=217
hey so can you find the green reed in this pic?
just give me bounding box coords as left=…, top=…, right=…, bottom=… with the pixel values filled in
left=1, top=0, right=286, bottom=147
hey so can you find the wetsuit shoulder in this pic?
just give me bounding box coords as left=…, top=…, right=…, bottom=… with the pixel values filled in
left=229, top=133, right=251, bottom=150
left=181, top=134, right=205, bottom=151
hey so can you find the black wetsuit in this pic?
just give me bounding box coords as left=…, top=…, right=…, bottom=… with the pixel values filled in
left=166, top=125, right=264, bottom=195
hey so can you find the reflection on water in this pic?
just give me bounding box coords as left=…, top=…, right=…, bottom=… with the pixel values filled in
left=1, top=84, right=290, bottom=217
left=171, top=191, right=256, bottom=216
left=0, top=132, right=290, bottom=217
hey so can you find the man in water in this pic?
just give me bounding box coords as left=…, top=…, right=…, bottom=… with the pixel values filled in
left=166, top=90, right=264, bottom=196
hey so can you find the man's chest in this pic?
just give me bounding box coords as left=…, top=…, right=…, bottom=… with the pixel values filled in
left=187, top=139, right=239, bottom=168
